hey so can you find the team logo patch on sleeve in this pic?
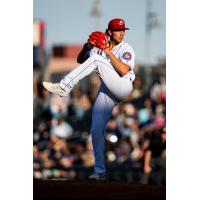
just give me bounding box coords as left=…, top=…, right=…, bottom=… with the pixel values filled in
left=122, top=52, right=132, bottom=60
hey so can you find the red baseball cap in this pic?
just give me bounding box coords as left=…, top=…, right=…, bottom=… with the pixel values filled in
left=108, top=18, right=129, bottom=31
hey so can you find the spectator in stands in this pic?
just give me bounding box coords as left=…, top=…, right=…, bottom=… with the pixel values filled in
left=50, top=117, right=73, bottom=139
left=50, top=94, right=69, bottom=119
left=140, top=127, right=166, bottom=185
left=137, top=98, right=153, bottom=127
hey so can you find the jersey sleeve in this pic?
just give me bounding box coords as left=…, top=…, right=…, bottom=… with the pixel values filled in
left=119, top=45, right=135, bottom=70
left=77, top=43, right=94, bottom=64
left=90, top=47, right=108, bottom=59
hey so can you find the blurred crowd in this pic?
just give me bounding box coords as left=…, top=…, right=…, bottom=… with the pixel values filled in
left=33, top=64, right=166, bottom=185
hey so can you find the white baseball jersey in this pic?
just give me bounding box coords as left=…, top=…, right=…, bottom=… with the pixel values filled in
left=90, top=41, right=136, bottom=82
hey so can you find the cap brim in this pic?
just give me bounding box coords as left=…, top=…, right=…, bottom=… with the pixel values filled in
left=111, top=28, right=130, bottom=31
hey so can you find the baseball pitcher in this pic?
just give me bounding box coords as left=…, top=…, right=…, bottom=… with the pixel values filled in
left=43, top=18, right=136, bottom=180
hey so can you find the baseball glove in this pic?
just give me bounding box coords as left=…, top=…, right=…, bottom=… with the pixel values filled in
left=88, top=31, right=109, bottom=50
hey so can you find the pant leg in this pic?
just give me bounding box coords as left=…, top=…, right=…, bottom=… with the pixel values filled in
left=60, top=53, right=133, bottom=100
left=91, top=83, right=116, bottom=173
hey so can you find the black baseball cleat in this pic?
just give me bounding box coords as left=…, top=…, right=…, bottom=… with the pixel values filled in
left=89, top=172, right=106, bottom=180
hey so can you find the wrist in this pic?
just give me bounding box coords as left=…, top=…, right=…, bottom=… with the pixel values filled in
left=104, top=49, right=112, bottom=57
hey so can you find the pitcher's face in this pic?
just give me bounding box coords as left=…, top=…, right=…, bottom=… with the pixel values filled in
left=110, top=30, right=125, bottom=44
